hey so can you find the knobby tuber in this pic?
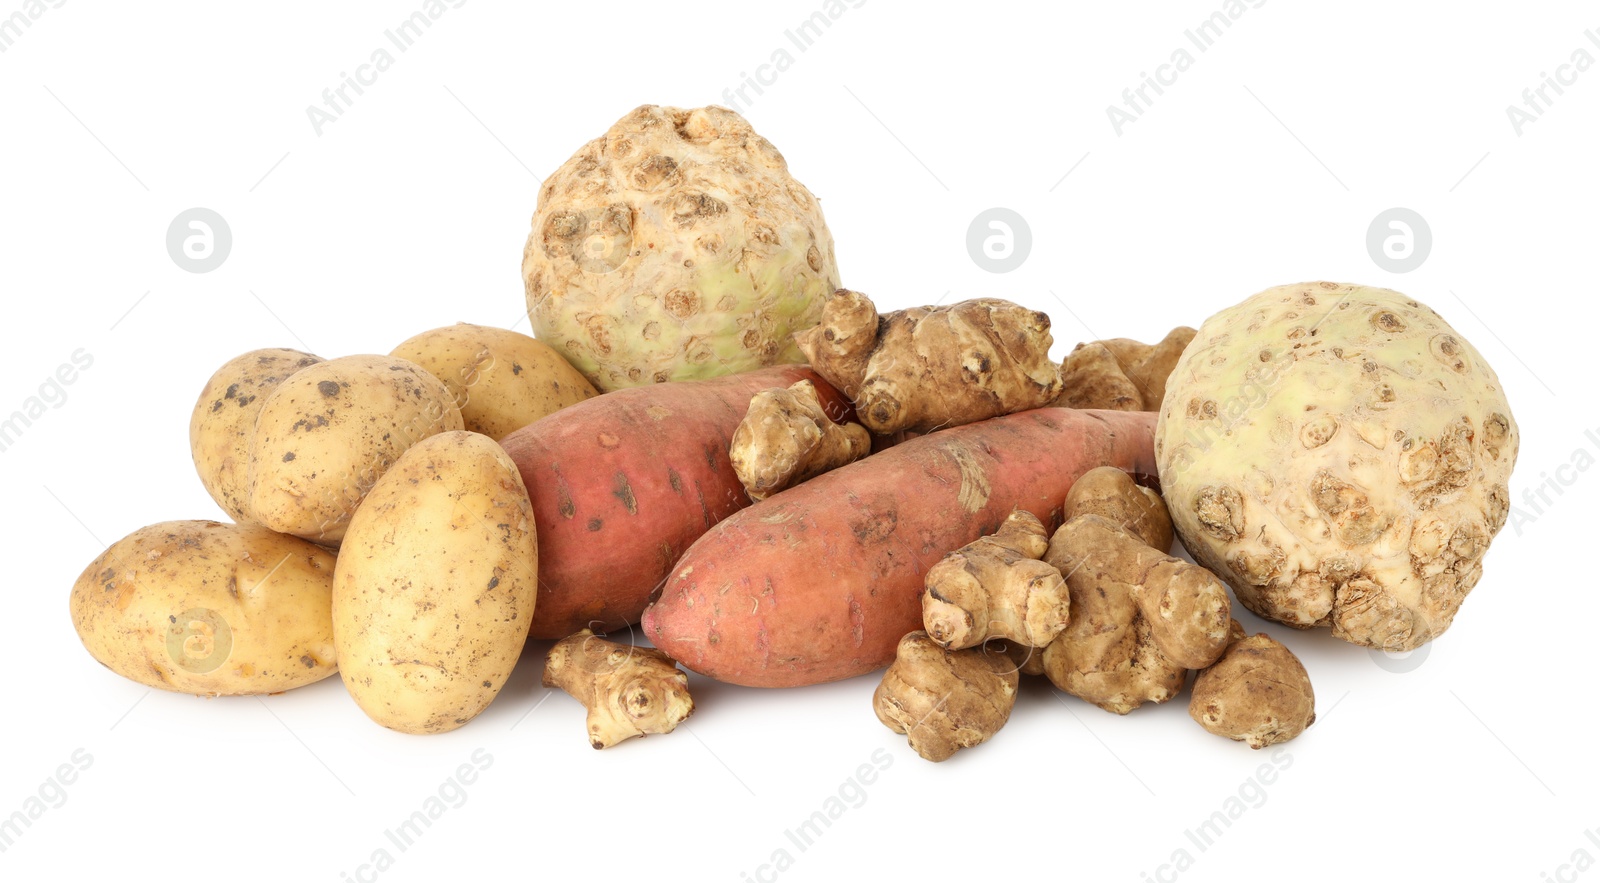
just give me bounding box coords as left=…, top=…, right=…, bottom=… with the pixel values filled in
left=794, top=289, right=1063, bottom=435
left=873, top=631, right=1018, bottom=762
left=1063, top=465, right=1174, bottom=553
left=1190, top=620, right=1316, bottom=748
left=1055, top=326, right=1196, bottom=411
left=1042, top=514, right=1232, bottom=713
left=922, top=509, right=1069, bottom=650
left=543, top=630, right=694, bottom=749
left=729, top=379, right=871, bottom=501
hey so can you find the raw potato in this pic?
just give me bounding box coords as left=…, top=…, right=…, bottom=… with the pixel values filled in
left=499, top=365, right=852, bottom=639
left=795, top=290, right=1063, bottom=435
left=1041, top=514, right=1232, bottom=713
left=644, top=408, right=1159, bottom=688
left=874, top=631, right=1019, bottom=762
left=524, top=104, right=840, bottom=391
left=729, top=379, right=871, bottom=501
left=333, top=431, right=537, bottom=735
left=1055, top=327, right=1196, bottom=411
left=391, top=323, right=598, bottom=440
left=543, top=630, right=694, bottom=749
left=921, top=509, right=1069, bottom=650
left=70, top=520, right=337, bottom=696
left=249, top=354, right=464, bottom=545
left=1064, top=465, right=1174, bottom=553
left=1190, top=620, right=1316, bottom=748
left=1156, top=282, right=1519, bottom=650
left=189, top=348, right=323, bottom=523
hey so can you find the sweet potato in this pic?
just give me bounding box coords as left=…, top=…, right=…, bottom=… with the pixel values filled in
left=641, top=408, right=1158, bottom=687
left=500, top=366, right=852, bottom=639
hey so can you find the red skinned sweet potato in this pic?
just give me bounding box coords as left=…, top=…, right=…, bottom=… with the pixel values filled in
left=641, top=408, right=1158, bottom=687
left=500, top=366, right=852, bottom=639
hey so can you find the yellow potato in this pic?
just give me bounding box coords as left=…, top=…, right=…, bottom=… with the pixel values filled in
left=248, top=354, right=463, bottom=544
left=391, top=323, right=598, bottom=439
left=70, top=520, right=337, bottom=696
left=189, top=348, right=323, bottom=523
left=333, top=431, right=537, bottom=734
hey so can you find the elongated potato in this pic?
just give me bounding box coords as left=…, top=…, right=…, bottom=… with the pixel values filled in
left=189, top=348, right=322, bottom=523
left=249, top=355, right=463, bottom=544
left=643, top=409, right=1159, bottom=687
left=333, top=431, right=537, bottom=734
left=499, top=365, right=852, bottom=639
left=391, top=323, right=598, bottom=439
left=70, top=520, right=337, bottom=696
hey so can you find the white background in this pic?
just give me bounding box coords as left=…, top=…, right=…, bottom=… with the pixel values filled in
left=2, top=2, right=1593, bottom=881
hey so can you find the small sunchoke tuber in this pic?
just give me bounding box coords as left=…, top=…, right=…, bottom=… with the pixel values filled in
left=922, top=509, right=1069, bottom=650
left=794, top=289, right=1063, bottom=435
left=873, top=631, right=1019, bottom=762
left=543, top=630, right=694, bottom=749
left=1063, top=465, right=1174, bottom=553
left=1055, top=326, right=1196, bottom=411
left=729, top=379, right=871, bottom=501
left=1190, top=620, right=1316, bottom=748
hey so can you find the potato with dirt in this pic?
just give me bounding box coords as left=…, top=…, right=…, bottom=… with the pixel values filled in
left=189, top=348, right=323, bottom=523
left=70, top=520, right=337, bottom=696
left=391, top=323, right=597, bottom=439
left=248, top=354, right=463, bottom=545
left=333, top=431, right=537, bottom=735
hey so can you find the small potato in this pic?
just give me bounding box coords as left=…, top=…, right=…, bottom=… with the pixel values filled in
left=391, top=323, right=597, bottom=439
left=248, top=354, right=463, bottom=544
left=70, top=520, right=338, bottom=696
left=189, top=348, right=323, bottom=523
left=333, top=431, right=537, bottom=734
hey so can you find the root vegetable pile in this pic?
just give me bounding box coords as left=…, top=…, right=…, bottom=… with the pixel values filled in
left=67, top=101, right=1515, bottom=764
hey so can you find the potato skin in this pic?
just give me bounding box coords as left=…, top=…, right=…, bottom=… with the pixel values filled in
left=499, top=365, right=852, bottom=639
left=70, top=520, right=337, bottom=696
left=249, top=355, right=464, bottom=545
left=333, top=431, right=537, bottom=735
left=643, top=408, right=1159, bottom=687
left=391, top=323, right=598, bottom=440
left=189, top=348, right=323, bottom=523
